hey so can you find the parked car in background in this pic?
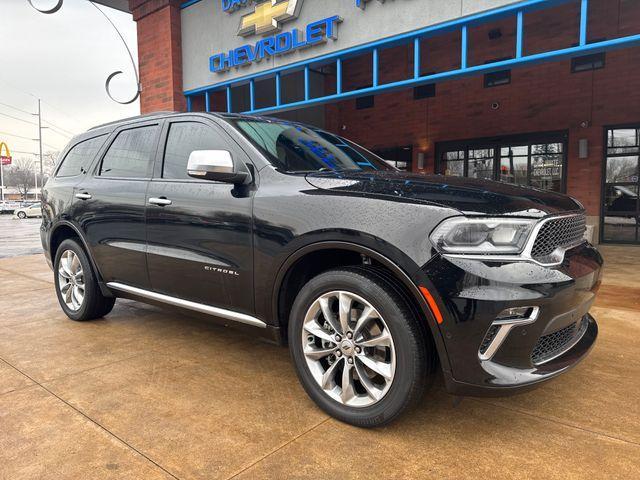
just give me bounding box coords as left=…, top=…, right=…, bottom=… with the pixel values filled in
left=14, top=202, right=42, bottom=219
left=0, top=201, right=21, bottom=214
left=41, top=112, right=602, bottom=427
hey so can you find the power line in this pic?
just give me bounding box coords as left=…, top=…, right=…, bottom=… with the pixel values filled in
left=0, top=130, right=36, bottom=142
left=0, top=100, right=76, bottom=137
left=42, top=119, right=76, bottom=136
left=40, top=99, right=82, bottom=128
left=0, top=111, right=38, bottom=126
left=0, top=101, right=34, bottom=117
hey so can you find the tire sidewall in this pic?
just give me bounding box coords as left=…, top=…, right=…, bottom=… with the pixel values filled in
left=289, top=270, right=424, bottom=426
left=54, top=239, right=97, bottom=321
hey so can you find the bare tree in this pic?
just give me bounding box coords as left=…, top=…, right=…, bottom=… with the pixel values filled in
left=4, top=158, right=36, bottom=199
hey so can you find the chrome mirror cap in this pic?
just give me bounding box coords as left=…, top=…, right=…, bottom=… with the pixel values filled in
left=187, top=150, right=250, bottom=184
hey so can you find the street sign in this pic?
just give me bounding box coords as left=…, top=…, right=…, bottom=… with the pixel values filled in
left=0, top=156, right=11, bottom=166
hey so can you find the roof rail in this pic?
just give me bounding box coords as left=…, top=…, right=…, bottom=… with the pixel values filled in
left=88, top=111, right=179, bottom=131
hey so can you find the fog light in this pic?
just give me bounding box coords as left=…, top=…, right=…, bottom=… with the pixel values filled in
left=496, top=306, right=535, bottom=321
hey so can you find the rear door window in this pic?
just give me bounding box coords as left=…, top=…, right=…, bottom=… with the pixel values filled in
left=99, top=126, right=159, bottom=178
left=56, top=135, right=106, bottom=177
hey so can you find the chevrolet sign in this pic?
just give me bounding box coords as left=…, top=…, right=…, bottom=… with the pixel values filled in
left=238, top=0, right=303, bottom=37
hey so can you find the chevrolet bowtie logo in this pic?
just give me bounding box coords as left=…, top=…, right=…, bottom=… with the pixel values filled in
left=238, top=0, right=303, bottom=37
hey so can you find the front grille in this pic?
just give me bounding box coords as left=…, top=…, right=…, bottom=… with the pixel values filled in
left=531, top=214, right=587, bottom=261
left=531, top=317, right=588, bottom=365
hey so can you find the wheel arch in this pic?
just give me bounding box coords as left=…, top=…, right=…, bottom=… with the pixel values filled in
left=272, top=241, right=450, bottom=372
left=49, top=221, right=111, bottom=296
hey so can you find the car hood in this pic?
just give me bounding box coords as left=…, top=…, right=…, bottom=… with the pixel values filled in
left=305, top=171, right=582, bottom=217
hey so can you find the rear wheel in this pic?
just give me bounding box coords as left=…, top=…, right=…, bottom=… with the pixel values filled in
left=54, top=239, right=115, bottom=321
left=288, top=267, right=430, bottom=427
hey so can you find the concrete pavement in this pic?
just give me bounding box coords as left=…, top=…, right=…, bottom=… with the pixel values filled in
left=0, top=247, right=639, bottom=479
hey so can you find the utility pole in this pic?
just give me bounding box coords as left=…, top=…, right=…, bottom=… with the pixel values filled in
left=33, top=99, right=45, bottom=200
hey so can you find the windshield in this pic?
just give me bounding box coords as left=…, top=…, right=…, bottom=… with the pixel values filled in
left=229, top=118, right=392, bottom=173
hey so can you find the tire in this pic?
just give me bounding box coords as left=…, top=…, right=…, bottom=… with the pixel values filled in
left=54, top=238, right=115, bottom=321
left=288, top=267, right=430, bottom=427
left=17, top=211, right=26, bottom=219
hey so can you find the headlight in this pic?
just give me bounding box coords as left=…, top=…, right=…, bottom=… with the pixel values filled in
left=430, top=217, right=536, bottom=254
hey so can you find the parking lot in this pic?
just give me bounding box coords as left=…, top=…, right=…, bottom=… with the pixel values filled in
left=0, top=225, right=639, bottom=478
left=0, top=215, right=43, bottom=258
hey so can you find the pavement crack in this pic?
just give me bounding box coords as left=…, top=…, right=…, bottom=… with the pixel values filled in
left=225, top=416, right=331, bottom=479
left=0, top=356, right=183, bottom=480
left=471, top=397, right=640, bottom=447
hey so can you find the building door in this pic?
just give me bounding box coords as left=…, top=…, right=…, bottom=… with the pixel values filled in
left=436, top=131, right=567, bottom=193
left=602, top=127, right=640, bottom=244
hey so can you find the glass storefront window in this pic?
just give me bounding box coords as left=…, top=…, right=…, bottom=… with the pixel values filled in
left=500, top=145, right=528, bottom=186
left=604, top=127, right=640, bottom=244
left=468, top=149, right=494, bottom=180
left=442, top=150, right=464, bottom=177
left=437, top=133, right=567, bottom=193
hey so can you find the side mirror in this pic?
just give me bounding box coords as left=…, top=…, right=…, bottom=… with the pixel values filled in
left=187, top=150, right=250, bottom=184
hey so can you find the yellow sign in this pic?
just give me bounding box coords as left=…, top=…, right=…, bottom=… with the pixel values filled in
left=0, top=142, right=11, bottom=166
left=238, top=0, right=302, bottom=37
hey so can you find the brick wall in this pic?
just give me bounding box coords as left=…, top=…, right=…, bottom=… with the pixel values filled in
left=130, top=0, right=185, bottom=113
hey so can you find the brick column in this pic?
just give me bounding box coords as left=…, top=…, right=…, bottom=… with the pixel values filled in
left=129, top=0, right=186, bottom=113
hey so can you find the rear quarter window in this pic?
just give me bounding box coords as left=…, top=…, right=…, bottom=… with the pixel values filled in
left=56, top=135, right=107, bottom=178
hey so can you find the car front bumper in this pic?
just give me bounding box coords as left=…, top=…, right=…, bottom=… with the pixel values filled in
left=418, top=242, right=602, bottom=396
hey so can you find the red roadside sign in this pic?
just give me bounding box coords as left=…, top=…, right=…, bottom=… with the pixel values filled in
left=0, top=156, right=11, bottom=166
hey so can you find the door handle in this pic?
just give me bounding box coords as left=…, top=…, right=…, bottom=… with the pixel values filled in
left=149, top=197, right=172, bottom=206
left=75, top=193, right=92, bottom=200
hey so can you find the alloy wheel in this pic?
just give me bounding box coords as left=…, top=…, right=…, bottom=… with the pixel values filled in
left=302, top=290, right=396, bottom=407
left=57, top=250, right=85, bottom=311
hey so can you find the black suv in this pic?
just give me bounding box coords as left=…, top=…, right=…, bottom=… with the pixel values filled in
left=41, top=112, right=602, bottom=427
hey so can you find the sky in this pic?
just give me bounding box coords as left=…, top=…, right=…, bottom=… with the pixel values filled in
left=0, top=0, right=139, bottom=164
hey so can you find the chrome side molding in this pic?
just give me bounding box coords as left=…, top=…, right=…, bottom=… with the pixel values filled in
left=106, top=282, right=266, bottom=329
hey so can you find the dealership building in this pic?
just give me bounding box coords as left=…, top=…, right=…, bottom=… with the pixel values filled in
left=100, top=0, right=640, bottom=244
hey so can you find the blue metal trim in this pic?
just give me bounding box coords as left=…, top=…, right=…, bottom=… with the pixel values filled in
left=239, top=34, right=640, bottom=115
left=580, top=0, right=589, bottom=46
left=413, top=38, right=421, bottom=79
left=186, top=95, right=192, bottom=112
left=336, top=58, right=343, bottom=94
left=275, top=72, right=282, bottom=106
left=226, top=86, right=232, bottom=113
left=516, top=10, right=524, bottom=58
left=185, top=0, right=572, bottom=96
left=205, top=91, right=210, bottom=112
left=249, top=79, right=255, bottom=111
left=372, top=48, right=379, bottom=87
left=180, top=0, right=202, bottom=9
left=304, top=66, right=310, bottom=101
left=461, top=26, right=468, bottom=69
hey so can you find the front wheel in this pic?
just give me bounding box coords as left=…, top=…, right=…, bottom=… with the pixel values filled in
left=17, top=211, right=26, bottom=219
left=288, top=267, right=431, bottom=427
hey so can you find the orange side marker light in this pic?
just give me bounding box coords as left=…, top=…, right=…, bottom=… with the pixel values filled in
left=419, top=286, right=444, bottom=324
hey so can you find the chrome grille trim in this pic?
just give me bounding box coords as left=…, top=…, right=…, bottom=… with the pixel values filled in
left=531, top=214, right=587, bottom=262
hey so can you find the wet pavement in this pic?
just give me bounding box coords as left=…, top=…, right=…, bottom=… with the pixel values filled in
left=0, top=246, right=638, bottom=479
left=0, top=215, right=43, bottom=258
